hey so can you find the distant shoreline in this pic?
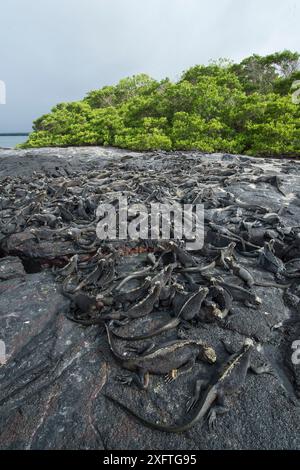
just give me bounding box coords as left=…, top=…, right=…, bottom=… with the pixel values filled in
left=0, top=133, right=29, bottom=136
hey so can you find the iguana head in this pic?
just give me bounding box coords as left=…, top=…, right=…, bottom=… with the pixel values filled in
left=200, top=346, right=217, bottom=364
left=244, top=338, right=254, bottom=346
left=205, top=301, right=223, bottom=319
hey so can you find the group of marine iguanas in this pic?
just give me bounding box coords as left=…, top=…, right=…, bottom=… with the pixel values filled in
left=59, top=236, right=299, bottom=433
left=1, top=153, right=300, bottom=433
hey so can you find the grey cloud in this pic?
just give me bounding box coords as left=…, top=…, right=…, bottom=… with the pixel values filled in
left=0, top=0, right=299, bottom=132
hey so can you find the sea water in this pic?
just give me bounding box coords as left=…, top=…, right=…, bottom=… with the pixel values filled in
left=0, top=135, right=28, bottom=148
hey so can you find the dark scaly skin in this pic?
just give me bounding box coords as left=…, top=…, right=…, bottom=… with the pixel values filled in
left=115, top=266, right=153, bottom=292
left=258, top=240, right=285, bottom=276
left=151, top=263, right=176, bottom=287
left=215, top=242, right=237, bottom=269
left=208, top=222, right=260, bottom=250
left=179, top=260, right=216, bottom=274
left=226, top=258, right=290, bottom=289
left=97, top=259, right=115, bottom=288
left=73, top=259, right=105, bottom=292
left=111, top=283, right=186, bottom=341
left=124, top=282, right=161, bottom=319
left=106, top=323, right=216, bottom=389
left=226, top=258, right=254, bottom=288
left=209, top=285, right=232, bottom=319
left=110, top=317, right=181, bottom=341
left=65, top=310, right=123, bottom=325
left=114, top=277, right=152, bottom=304
left=54, top=254, right=79, bottom=278
left=181, top=243, right=236, bottom=274
left=234, top=198, right=268, bottom=214
left=178, top=287, right=209, bottom=321
left=111, top=287, right=208, bottom=340
left=64, top=289, right=125, bottom=325
left=162, top=242, right=197, bottom=267
left=216, top=281, right=262, bottom=308
left=105, top=340, right=273, bottom=432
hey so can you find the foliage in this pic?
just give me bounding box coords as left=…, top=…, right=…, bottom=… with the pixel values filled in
left=21, top=51, right=300, bottom=157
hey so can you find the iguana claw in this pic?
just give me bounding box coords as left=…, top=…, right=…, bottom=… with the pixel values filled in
left=208, top=409, right=217, bottom=431
left=261, top=363, right=276, bottom=376
left=164, top=369, right=178, bottom=384
left=186, top=396, right=197, bottom=412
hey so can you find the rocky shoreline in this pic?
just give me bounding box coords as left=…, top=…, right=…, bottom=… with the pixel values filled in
left=0, top=147, right=300, bottom=450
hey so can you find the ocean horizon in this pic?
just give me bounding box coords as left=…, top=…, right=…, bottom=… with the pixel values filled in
left=0, top=134, right=29, bottom=148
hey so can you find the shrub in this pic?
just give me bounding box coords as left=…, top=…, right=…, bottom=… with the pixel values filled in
left=21, top=50, right=300, bottom=157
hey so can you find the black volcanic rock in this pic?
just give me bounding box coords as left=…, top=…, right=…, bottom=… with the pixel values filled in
left=0, top=147, right=300, bottom=450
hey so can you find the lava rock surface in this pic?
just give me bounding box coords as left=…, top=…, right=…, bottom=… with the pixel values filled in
left=0, top=147, right=300, bottom=450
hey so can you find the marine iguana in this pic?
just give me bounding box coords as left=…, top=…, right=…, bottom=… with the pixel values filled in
left=207, top=285, right=233, bottom=319
left=218, top=281, right=262, bottom=308
left=105, top=338, right=273, bottom=431
left=258, top=240, right=286, bottom=278
left=105, top=322, right=217, bottom=389
left=106, top=322, right=216, bottom=389
left=113, top=277, right=153, bottom=304
left=179, top=242, right=237, bottom=275
left=162, top=241, right=198, bottom=267
left=54, top=254, right=79, bottom=278
left=177, top=287, right=209, bottom=321
left=226, top=258, right=290, bottom=289
left=110, top=317, right=181, bottom=341
left=73, top=258, right=115, bottom=292
left=124, top=282, right=161, bottom=319
left=110, top=283, right=186, bottom=341
left=111, top=285, right=209, bottom=340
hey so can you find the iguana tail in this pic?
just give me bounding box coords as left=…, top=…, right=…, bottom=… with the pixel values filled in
left=105, top=322, right=128, bottom=362
left=104, top=385, right=218, bottom=433
left=110, top=317, right=181, bottom=341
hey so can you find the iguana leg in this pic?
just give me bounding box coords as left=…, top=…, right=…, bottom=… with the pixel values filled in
left=186, top=379, right=209, bottom=412
left=208, top=406, right=229, bottom=431
left=164, top=369, right=178, bottom=384
left=136, top=369, right=150, bottom=389
left=165, top=359, right=196, bottom=384
left=250, top=363, right=275, bottom=376
left=116, top=369, right=150, bottom=389
left=164, top=359, right=195, bottom=384
left=207, top=392, right=229, bottom=431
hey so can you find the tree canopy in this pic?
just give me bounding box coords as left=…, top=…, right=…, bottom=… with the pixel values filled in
left=21, top=50, right=300, bottom=157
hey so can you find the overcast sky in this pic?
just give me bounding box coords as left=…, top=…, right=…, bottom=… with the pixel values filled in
left=0, top=0, right=299, bottom=132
